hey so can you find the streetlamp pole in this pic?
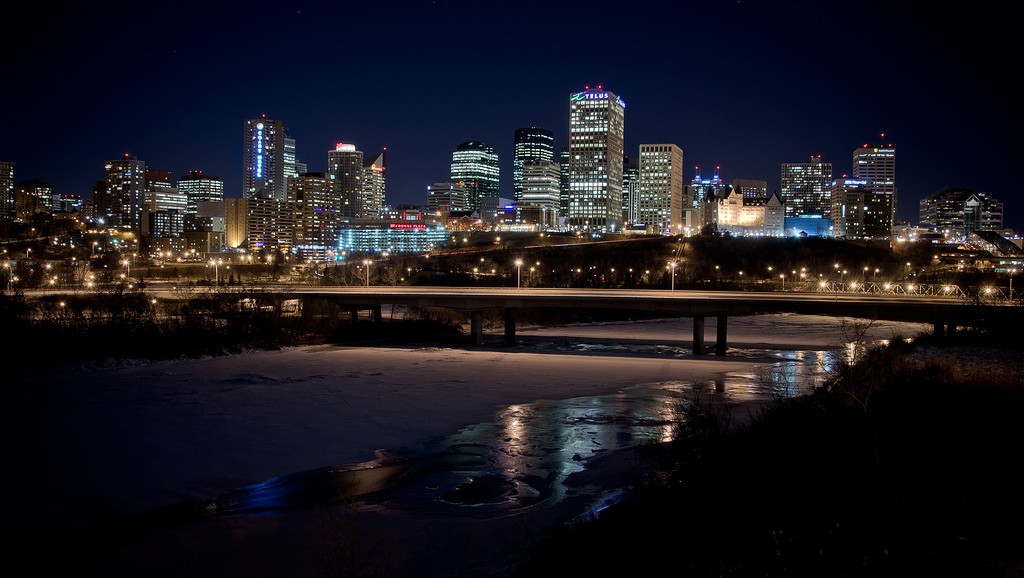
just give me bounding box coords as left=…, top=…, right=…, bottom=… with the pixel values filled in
left=515, top=259, right=523, bottom=288
left=780, top=273, right=785, bottom=291
left=670, top=261, right=676, bottom=291
left=364, top=259, right=371, bottom=287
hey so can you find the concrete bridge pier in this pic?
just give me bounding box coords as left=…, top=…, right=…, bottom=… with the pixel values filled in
left=693, top=316, right=705, bottom=354
left=470, top=311, right=484, bottom=346
left=933, top=321, right=945, bottom=337
left=504, top=308, right=517, bottom=344
left=715, top=314, right=728, bottom=356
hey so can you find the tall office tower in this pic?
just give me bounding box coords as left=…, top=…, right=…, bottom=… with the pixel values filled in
left=428, top=181, right=468, bottom=213
left=690, top=165, right=725, bottom=206
left=284, top=136, right=298, bottom=181
left=243, top=115, right=291, bottom=201
left=559, top=149, right=570, bottom=218
left=567, top=86, right=625, bottom=232
left=361, top=149, right=386, bottom=219
left=622, top=156, right=639, bottom=226
left=780, top=155, right=833, bottom=219
left=637, top=144, right=684, bottom=234
left=830, top=177, right=892, bottom=240
left=224, top=197, right=294, bottom=253
left=142, top=169, right=185, bottom=238
left=0, top=160, right=13, bottom=222
left=288, top=171, right=338, bottom=261
left=919, top=187, right=1003, bottom=237
left=450, top=141, right=499, bottom=212
left=105, top=153, right=146, bottom=231
left=731, top=178, right=768, bottom=198
left=327, top=143, right=363, bottom=218
left=520, top=160, right=561, bottom=214
left=513, top=127, right=554, bottom=203
left=177, top=170, right=224, bottom=215
left=852, top=138, right=896, bottom=224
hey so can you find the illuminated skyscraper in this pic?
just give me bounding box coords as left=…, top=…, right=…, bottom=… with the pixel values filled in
left=104, top=153, right=146, bottom=231
left=690, top=165, right=725, bottom=206
left=361, top=149, right=386, bottom=219
left=731, top=178, right=768, bottom=198
left=559, top=149, right=570, bottom=218
left=288, top=171, right=337, bottom=261
left=328, top=143, right=363, bottom=218
left=919, top=187, right=1003, bottom=237
left=450, top=141, right=499, bottom=212
left=852, top=138, right=896, bottom=224
left=520, top=160, right=561, bottom=214
left=830, top=177, right=892, bottom=240
left=513, top=128, right=554, bottom=203
left=780, top=155, right=833, bottom=219
left=637, top=143, right=684, bottom=234
left=0, top=160, right=13, bottom=222
left=622, top=156, right=639, bottom=226
left=243, top=115, right=292, bottom=201
left=567, top=86, right=625, bottom=232
left=177, top=170, right=225, bottom=215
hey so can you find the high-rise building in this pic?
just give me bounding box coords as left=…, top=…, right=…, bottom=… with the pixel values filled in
left=622, top=156, right=639, bottom=226
left=224, top=197, right=294, bottom=253
left=520, top=160, right=561, bottom=215
left=559, top=149, right=570, bottom=218
left=177, top=170, right=225, bottom=215
left=288, top=171, right=338, bottom=261
left=428, top=182, right=468, bottom=214
left=327, top=143, right=363, bottom=218
left=143, top=169, right=185, bottom=239
left=567, top=86, right=625, bottom=232
left=450, top=141, right=499, bottom=212
left=780, top=155, right=833, bottom=219
left=690, top=165, right=726, bottom=206
left=637, top=144, right=684, bottom=234
left=919, top=187, right=1004, bottom=238
left=361, top=149, right=386, bottom=219
left=105, top=153, right=146, bottom=231
left=830, top=177, right=892, bottom=241
left=0, top=161, right=14, bottom=222
left=852, top=138, right=895, bottom=223
left=731, top=178, right=769, bottom=198
left=243, top=115, right=292, bottom=201
left=513, top=128, right=554, bottom=203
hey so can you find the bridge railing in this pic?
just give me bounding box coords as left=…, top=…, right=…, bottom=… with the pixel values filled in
left=797, top=280, right=1019, bottom=304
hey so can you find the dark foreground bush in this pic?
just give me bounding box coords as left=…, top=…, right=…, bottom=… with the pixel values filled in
left=515, top=337, right=1024, bottom=577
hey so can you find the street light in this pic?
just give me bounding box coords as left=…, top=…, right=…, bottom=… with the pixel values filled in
left=364, top=259, right=372, bottom=287
left=669, top=261, right=677, bottom=291
left=514, top=258, right=523, bottom=288
left=780, top=273, right=785, bottom=291
left=209, top=258, right=223, bottom=285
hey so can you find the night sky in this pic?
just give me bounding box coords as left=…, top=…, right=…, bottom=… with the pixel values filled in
left=3, top=1, right=1019, bottom=231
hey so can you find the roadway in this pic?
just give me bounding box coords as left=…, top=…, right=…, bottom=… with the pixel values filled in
left=253, top=286, right=1017, bottom=351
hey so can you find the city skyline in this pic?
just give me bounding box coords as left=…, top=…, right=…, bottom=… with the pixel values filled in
left=3, top=1, right=1019, bottom=231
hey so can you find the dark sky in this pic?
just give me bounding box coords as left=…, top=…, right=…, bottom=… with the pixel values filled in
left=3, top=1, right=1020, bottom=231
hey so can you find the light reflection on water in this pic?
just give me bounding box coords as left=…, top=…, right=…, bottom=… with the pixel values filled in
left=203, top=339, right=873, bottom=522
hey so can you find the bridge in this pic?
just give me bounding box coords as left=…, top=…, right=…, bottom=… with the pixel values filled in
left=251, top=286, right=1020, bottom=355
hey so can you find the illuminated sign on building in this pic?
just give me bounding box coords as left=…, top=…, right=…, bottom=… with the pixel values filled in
left=256, top=123, right=264, bottom=178
left=389, top=222, right=426, bottom=231
left=569, top=91, right=626, bottom=107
